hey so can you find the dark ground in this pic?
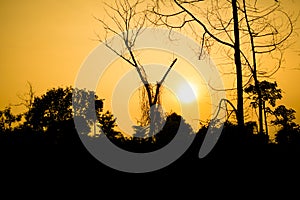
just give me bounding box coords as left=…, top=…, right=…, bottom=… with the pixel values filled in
left=1, top=140, right=299, bottom=193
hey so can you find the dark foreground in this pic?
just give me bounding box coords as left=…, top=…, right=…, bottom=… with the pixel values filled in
left=1, top=139, right=299, bottom=190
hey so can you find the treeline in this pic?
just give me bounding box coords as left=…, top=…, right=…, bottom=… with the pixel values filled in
left=1, top=85, right=300, bottom=157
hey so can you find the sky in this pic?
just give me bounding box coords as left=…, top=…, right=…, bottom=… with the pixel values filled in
left=1, top=0, right=300, bottom=136
left=0, top=0, right=103, bottom=107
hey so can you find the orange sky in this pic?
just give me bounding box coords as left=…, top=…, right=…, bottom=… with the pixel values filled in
left=0, top=0, right=102, bottom=107
left=1, top=0, right=300, bottom=134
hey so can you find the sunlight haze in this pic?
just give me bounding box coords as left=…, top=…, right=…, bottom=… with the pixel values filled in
left=1, top=0, right=300, bottom=140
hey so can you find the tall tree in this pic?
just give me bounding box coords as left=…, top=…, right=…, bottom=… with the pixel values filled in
left=150, top=0, right=295, bottom=131
left=241, top=0, right=294, bottom=135
left=245, top=80, right=282, bottom=137
left=151, top=0, right=245, bottom=129
left=232, top=0, right=244, bottom=129
left=95, top=0, right=177, bottom=136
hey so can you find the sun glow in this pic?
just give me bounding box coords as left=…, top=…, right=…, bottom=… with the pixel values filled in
left=176, top=82, right=198, bottom=103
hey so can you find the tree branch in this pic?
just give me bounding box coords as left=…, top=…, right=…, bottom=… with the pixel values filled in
left=173, top=0, right=234, bottom=48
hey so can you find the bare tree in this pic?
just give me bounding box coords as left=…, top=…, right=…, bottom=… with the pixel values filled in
left=12, top=81, right=35, bottom=111
left=241, top=0, right=294, bottom=137
left=150, top=0, right=295, bottom=132
left=95, top=0, right=177, bottom=136
left=150, top=0, right=245, bottom=129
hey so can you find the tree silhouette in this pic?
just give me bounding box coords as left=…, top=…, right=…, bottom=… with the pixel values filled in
left=15, top=81, right=35, bottom=110
left=120, top=112, right=194, bottom=153
left=1, top=83, right=300, bottom=179
left=97, top=110, right=124, bottom=141
left=20, top=87, right=76, bottom=144
left=150, top=0, right=295, bottom=131
left=245, top=80, right=282, bottom=137
left=151, top=0, right=245, bottom=128
left=7, top=86, right=118, bottom=144
left=240, top=0, right=294, bottom=136
left=72, top=88, right=102, bottom=136
left=0, top=107, right=21, bottom=133
left=272, top=105, right=296, bottom=127
left=72, top=88, right=120, bottom=140
left=95, top=0, right=177, bottom=137
left=271, top=105, right=300, bottom=145
left=24, top=87, right=73, bottom=133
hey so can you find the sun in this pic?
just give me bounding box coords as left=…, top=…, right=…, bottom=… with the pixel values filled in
left=176, top=82, right=198, bottom=103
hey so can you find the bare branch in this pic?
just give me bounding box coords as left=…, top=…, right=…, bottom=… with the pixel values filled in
left=153, top=58, right=178, bottom=105
left=12, top=82, right=35, bottom=110
left=159, top=58, right=178, bottom=85
left=180, top=0, right=204, bottom=3
left=103, top=41, right=135, bottom=67
left=173, top=0, right=234, bottom=48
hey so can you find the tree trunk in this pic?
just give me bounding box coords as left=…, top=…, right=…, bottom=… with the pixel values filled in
left=256, top=82, right=264, bottom=135
left=243, top=0, right=264, bottom=135
left=263, top=101, right=269, bottom=137
left=232, top=0, right=245, bottom=130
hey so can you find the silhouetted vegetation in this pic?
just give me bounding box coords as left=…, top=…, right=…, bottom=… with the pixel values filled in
left=0, top=86, right=300, bottom=190
left=151, top=0, right=295, bottom=132
left=1, top=1, right=299, bottom=182
left=1, top=85, right=300, bottom=155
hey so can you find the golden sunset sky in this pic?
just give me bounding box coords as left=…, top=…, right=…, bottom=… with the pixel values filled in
left=1, top=0, right=300, bottom=134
